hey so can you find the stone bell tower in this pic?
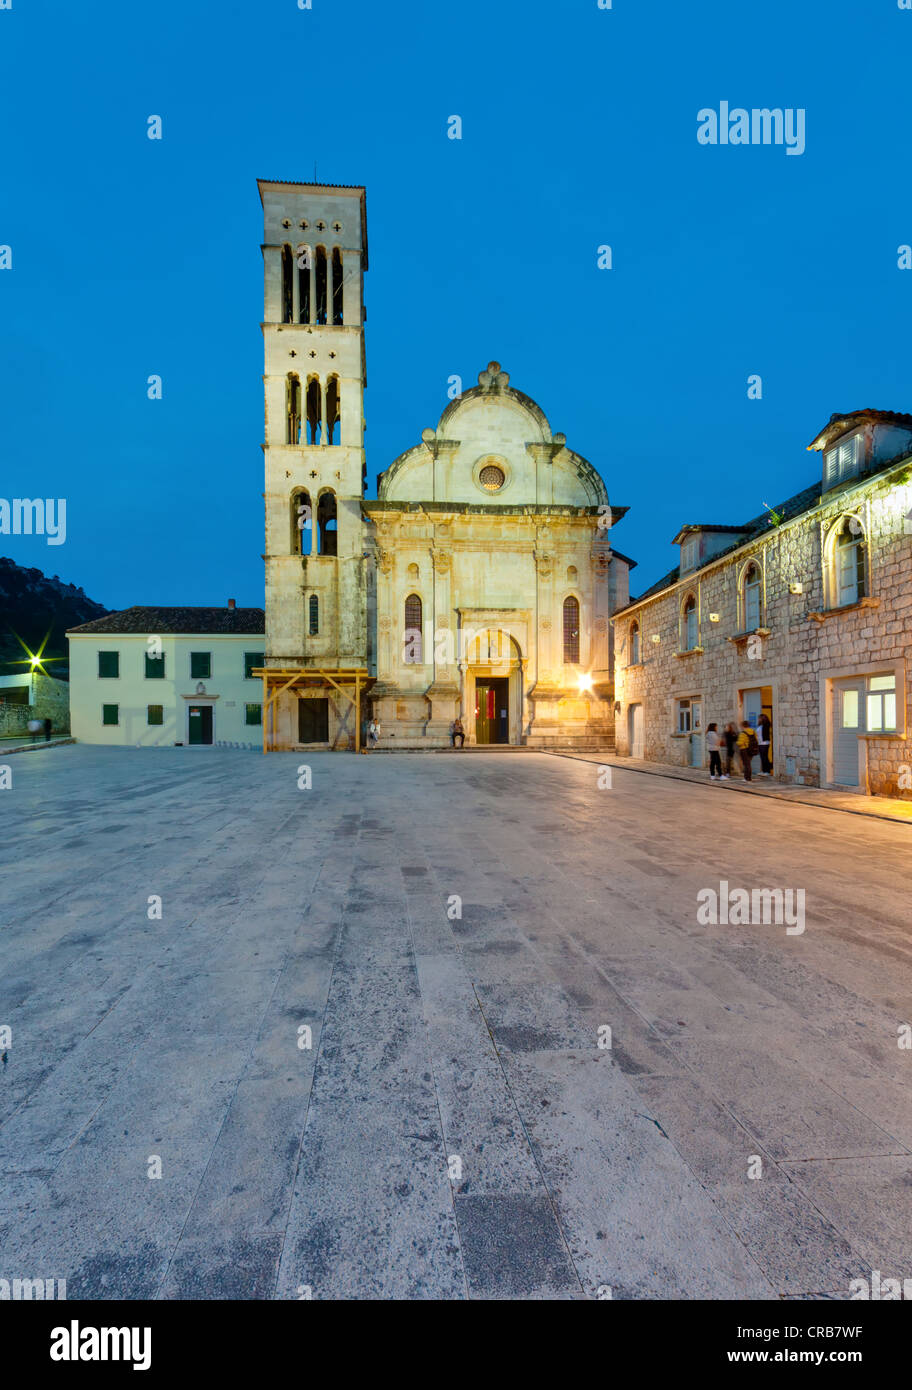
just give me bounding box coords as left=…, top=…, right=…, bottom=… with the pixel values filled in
left=258, top=180, right=368, bottom=676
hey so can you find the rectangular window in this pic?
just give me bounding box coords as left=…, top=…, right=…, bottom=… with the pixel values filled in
left=98, top=651, right=119, bottom=678
left=866, top=675, right=897, bottom=733
left=102, top=703, right=119, bottom=725
left=245, top=703, right=262, bottom=726
left=144, top=652, right=165, bottom=679
left=681, top=537, right=699, bottom=572
left=147, top=704, right=164, bottom=726
left=824, top=433, right=861, bottom=488
left=244, top=651, right=264, bottom=679
left=190, top=652, right=211, bottom=680
left=676, top=698, right=692, bottom=734
left=842, top=689, right=859, bottom=728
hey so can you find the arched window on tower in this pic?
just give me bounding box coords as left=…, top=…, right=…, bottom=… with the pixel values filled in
left=326, top=375, right=341, bottom=446
left=315, top=246, right=328, bottom=325
left=281, top=244, right=293, bottom=324
left=563, top=596, right=580, bottom=665
left=286, top=374, right=302, bottom=445
left=292, top=489, right=312, bottom=555
left=332, top=247, right=343, bottom=324
left=306, top=377, right=322, bottom=446
left=404, top=594, right=423, bottom=664
left=317, top=491, right=337, bottom=556
left=298, top=244, right=311, bottom=324
left=308, top=594, right=319, bottom=635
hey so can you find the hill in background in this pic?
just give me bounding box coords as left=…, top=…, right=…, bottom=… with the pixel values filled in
left=0, top=556, right=110, bottom=678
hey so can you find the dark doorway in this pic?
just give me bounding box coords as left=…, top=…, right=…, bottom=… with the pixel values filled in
left=474, top=677, right=509, bottom=745
left=298, top=697, right=329, bottom=744
left=188, top=705, right=213, bottom=745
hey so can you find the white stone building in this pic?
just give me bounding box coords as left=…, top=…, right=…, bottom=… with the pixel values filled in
left=258, top=179, right=635, bottom=749
left=613, top=409, right=912, bottom=798
left=67, top=605, right=265, bottom=747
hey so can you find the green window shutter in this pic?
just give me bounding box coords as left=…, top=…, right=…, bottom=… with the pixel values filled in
left=98, top=651, right=119, bottom=678
left=245, top=703, right=262, bottom=726
left=102, top=704, right=119, bottom=725
left=144, top=652, right=165, bottom=679
left=244, top=651, right=264, bottom=679
left=190, top=652, right=211, bottom=679
left=147, top=705, right=164, bottom=726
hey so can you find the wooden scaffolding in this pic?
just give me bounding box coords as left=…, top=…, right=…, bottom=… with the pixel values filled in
left=251, top=667, right=372, bottom=753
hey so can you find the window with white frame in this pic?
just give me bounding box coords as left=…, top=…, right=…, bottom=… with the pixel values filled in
left=866, top=674, right=896, bottom=732
left=676, top=697, right=701, bottom=733
left=832, top=517, right=866, bottom=607
left=681, top=594, right=698, bottom=650
left=742, top=562, right=761, bottom=630
left=680, top=536, right=699, bottom=572
left=629, top=621, right=640, bottom=665
left=823, top=433, right=861, bottom=489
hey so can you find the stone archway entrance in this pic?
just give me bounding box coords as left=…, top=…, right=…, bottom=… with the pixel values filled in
left=462, top=629, right=524, bottom=745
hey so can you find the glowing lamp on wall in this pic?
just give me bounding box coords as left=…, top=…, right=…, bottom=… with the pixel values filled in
left=651, top=634, right=661, bottom=644
left=708, top=613, right=720, bottom=623
left=577, top=673, right=594, bottom=693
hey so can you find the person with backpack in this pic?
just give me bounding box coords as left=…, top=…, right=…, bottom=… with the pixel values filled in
left=737, top=721, right=758, bottom=781
left=706, top=723, right=723, bottom=781
left=722, top=722, right=737, bottom=778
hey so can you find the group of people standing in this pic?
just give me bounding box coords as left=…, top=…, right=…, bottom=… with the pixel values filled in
left=705, top=715, right=772, bottom=783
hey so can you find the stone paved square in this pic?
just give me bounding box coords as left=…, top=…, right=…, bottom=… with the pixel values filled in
left=2, top=746, right=911, bottom=1299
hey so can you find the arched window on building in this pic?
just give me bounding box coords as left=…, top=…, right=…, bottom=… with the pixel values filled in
left=742, top=561, right=762, bottom=630
left=317, top=491, right=337, bottom=556
left=315, top=246, right=328, bottom=325
left=681, top=594, right=698, bottom=651
left=308, top=594, right=319, bottom=635
left=297, top=244, right=311, bottom=323
left=292, top=489, right=312, bottom=555
left=326, top=375, right=340, bottom=446
left=281, top=243, right=293, bottom=324
left=306, top=377, right=322, bottom=446
left=404, top=593, right=423, bottom=664
left=563, top=596, right=580, bottom=665
left=567, top=565, right=578, bottom=584
left=332, top=247, right=343, bottom=324
left=629, top=621, right=640, bottom=666
left=831, top=516, right=867, bottom=608
left=286, top=374, right=302, bottom=445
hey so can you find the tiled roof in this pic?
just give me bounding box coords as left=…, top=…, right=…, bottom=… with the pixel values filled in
left=67, top=607, right=265, bottom=635
left=807, top=409, right=912, bottom=452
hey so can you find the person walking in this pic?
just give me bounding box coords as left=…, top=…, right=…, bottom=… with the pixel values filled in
left=737, top=721, right=758, bottom=781
left=27, top=717, right=41, bottom=744
left=722, top=722, right=737, bottom=778
left=706, top=723, right=723, bottom=781
left=757, top=712, right=772, bottom=776
left=367, top=717, right=380, bottom=751
left=451, top=716, right=465, bottom=749
left=43, top=717, right=52, bottom=742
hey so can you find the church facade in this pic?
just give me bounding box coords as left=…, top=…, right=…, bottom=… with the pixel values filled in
left=258, top=179, right=634, bottom=749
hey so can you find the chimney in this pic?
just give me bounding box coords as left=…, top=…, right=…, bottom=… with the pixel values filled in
left=227, top=598, right=236, bottom=610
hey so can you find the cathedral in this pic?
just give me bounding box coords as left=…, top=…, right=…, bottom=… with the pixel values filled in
left=257, top=179, right=635, bottom=750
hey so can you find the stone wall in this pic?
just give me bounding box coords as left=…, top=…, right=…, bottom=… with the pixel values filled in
left=613, top=461, right=912, bottom=798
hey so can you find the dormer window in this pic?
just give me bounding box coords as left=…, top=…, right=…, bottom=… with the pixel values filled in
left=823, top=432, right=861, bottom=489
left=680, top=536, right=699, bottom=572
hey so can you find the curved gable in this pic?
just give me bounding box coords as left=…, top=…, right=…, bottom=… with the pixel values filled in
left=378, top=361, right=608, bottom=507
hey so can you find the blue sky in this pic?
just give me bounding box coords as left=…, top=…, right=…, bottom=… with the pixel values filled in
left=2, top=0, right=910, bottom=608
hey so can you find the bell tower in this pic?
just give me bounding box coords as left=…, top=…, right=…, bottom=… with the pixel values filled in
left=259, top=180, right=368, bottom=674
